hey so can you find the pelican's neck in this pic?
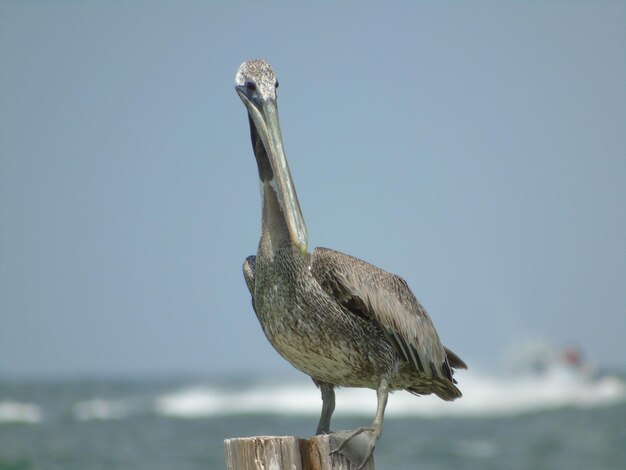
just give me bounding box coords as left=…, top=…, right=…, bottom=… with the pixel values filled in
left=258, top=180, right=293, bottom=260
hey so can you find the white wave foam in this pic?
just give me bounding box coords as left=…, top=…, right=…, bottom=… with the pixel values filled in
left=153, top=370, right=626, bottom=419
left=385, top=370, right=626, bottom=418
left=58, top=368, right=626, bottom=421
left=154, top=384, right=324, bottom=418
left=0, top=400, right=42, bottom=424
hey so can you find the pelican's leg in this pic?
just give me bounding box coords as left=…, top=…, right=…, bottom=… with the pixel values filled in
left=314, top=381, right=335, bottom=435
left=330, top=378, right=389, bottom=469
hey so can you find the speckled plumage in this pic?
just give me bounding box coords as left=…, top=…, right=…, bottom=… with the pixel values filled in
left=236, top=59, right=466, bottom=467
left=246, top=242, right=397, bottom=389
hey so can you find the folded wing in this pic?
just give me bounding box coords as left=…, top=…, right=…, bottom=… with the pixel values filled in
left=310, top=247, right=466, bottom=397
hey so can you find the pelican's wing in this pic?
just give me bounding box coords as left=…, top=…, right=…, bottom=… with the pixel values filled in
left=242, top=255, right=256, bottom=297
left=242, top=255, right=260, bottom=319
left=310, top=247, right=466, bottom=385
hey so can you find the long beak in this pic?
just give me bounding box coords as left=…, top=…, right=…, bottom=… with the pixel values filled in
left=237, top=88, right=308, bottom=255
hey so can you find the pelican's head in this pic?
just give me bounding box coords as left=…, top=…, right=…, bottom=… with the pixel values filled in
left=235, top=59, right=279, bottom=103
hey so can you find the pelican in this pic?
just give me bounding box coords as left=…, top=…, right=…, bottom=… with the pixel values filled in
left=236, top=59, right=466, bottom=468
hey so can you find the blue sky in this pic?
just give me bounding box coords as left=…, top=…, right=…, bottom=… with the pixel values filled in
left=1, top=1, right=624, bottom=377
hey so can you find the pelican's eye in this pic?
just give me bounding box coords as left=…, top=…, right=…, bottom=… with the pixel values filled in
left=275, top=81, right=279, bottom=89
left=245, top=81, right=257, bottom=92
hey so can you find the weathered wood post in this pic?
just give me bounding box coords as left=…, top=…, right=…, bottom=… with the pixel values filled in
left=224, top=435, right=374, bottom=470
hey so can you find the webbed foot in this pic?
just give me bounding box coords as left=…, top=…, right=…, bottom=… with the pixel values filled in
left=329, top=428, right=378, bottom=469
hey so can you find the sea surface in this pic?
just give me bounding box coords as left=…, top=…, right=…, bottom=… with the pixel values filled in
left=1, top=368, right=625, bottom=470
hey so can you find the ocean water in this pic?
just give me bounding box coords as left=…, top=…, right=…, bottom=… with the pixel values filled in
left=1, top=369, right=624, bottom=470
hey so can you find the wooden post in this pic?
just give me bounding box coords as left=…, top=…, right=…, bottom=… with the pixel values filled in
left=224, top=435, right=374, bottom=470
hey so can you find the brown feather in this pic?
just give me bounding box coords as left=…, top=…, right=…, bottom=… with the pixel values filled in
left=309, top=247, right=465, bottom=399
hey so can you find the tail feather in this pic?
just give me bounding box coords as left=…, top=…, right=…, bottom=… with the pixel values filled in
left=407, top=377, right=462, bottom=401
left=444, top=346, right=467, bottom=370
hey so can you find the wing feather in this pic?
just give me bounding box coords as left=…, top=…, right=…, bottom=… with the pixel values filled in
left=310, top=247, right=464, bottom=382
